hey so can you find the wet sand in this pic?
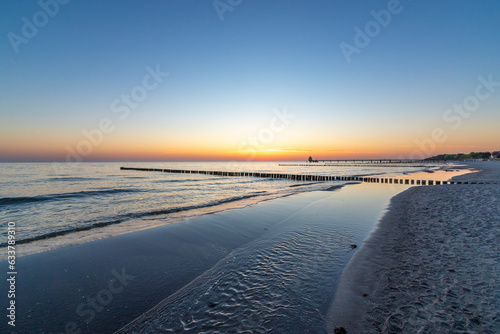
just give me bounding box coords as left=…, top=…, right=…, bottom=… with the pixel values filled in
left=328, top=161, right=500, bottom=333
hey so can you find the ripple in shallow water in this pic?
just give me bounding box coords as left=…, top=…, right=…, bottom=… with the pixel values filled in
left=128, top=222, right=353, bottom=333
left=118, top=184, right=405, bottom=334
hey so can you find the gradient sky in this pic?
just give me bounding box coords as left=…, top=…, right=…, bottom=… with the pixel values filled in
left=1, top=0, right=499, bottom=162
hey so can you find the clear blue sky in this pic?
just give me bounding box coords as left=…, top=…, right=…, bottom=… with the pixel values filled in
left=1, top=0, right=499, bottom=161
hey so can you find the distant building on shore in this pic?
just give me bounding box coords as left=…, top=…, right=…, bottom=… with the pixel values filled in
left=307, top=156, right=318, bottom=163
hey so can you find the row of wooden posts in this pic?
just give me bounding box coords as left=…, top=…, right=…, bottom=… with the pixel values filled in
left=120, top=167, right=485, bottom=185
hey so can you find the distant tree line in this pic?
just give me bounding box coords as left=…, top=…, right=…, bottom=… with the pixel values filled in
left=425, top=152, right=492, bottom=161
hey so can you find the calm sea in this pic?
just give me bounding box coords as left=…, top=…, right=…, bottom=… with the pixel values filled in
left=0, top=161, right=432, bottom=255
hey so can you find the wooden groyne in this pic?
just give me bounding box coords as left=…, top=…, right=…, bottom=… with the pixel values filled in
left=120, top=167, right=493, bottom=185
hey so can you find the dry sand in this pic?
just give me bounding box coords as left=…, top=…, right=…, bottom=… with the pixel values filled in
left=328, top=161, right=500, bottom=333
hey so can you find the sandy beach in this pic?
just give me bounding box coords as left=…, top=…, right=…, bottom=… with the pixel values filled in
left=328, top=161, right=500, bottom=333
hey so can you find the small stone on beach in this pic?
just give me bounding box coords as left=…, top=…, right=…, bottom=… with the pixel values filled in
left=334, top=327, right=347, bottom=334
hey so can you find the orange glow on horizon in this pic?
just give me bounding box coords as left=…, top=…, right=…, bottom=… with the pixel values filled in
left=2, top=143, right=496, bottom=162
left=1, top=129, right=497, bottom=162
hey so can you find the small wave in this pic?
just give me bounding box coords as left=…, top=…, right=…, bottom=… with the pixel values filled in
left=152, top=177, right=223, bottom=184
left=0, top=219, right=123, bottom=247
left=1, top=192, right=271, bottom=247
left=289, top=182, right=319, bottom=188
left=135, top=193, right=265, bottom=218
left=0, top=188, right=144, bottom=206
left=47, top=177, right=101, bottom=182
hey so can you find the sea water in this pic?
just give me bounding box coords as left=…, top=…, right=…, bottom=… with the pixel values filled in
left=0, top=161, right=431, bottom=256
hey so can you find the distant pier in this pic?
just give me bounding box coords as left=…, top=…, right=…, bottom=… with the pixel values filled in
left=279, top=164, right=431, bottom=167
left=120, top=167, right=494, bottom=185
left=308, top=159, right=428, bottom=163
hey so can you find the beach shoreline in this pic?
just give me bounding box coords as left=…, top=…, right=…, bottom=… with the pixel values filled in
left=327, top=161, right=500, bottom=333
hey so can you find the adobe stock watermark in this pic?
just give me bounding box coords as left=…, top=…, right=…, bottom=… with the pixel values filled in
left=405, top=74, right=499, bottom=160
left=61, top=268, right=135, bottom=334
left=238, top=107, right=295, bottom=160
left=8, top=0, right=70, bottom=54
left=50, top=64, right=168, bottom=173
left=213, top=0, right=243, bottom=21
left=339, top=0, right=411, bottom=64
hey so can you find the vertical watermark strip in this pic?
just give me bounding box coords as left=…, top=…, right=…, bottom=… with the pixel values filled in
left=6, top=222, right=16, bottom=327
